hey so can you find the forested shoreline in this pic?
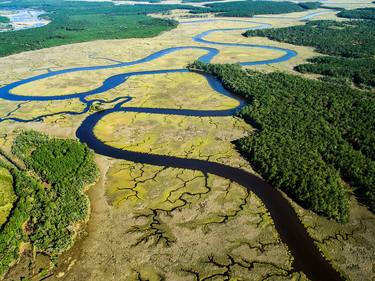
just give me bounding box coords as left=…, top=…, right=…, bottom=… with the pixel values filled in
left=0, top=0, right=185, bottom=57
left=189, top=61, right=375, bottom=223
left=244, top=8, right=375, bottom=89
left=0, top=131, right=98, bottom=278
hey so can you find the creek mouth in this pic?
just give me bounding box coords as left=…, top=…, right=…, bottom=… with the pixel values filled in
left=0, top=17, right=342, bottom=281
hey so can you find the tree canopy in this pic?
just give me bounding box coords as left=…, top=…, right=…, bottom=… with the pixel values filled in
left=244, top=19, right=375, bottom=88
left=0, top=131, right=98, bottom=277
left=189, top=61, right=375, bottom=222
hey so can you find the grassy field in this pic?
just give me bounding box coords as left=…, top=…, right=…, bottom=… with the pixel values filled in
left=95, top=113, right=250, bottom=166
left=95, top=161, right=303, bottom=280
left=0, top=13, right=178, bottom=57
left=245, top=16, right=375, bottom=88
left=96, top=72, right=240, bottom=109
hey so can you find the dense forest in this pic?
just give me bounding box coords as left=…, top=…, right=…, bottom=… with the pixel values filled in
left=0, top=131, right=98, bottom=277
left=297, top=2, right=321, bottom=10
left=189, top=61, right=375, bottom=223
left=295, top=56, right=375, bottom=88
left=0, top=0, right=189, bottom=57
left=338, top=7, right=375, bottom=20
left=189, top=1, right=312, bottom=17
left=244, top=17, right=375, bottom=88
left=0, top=16, right=9, bottom=23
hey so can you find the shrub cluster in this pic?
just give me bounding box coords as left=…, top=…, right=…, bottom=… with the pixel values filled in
left=0, top=131, right=98, bottom=277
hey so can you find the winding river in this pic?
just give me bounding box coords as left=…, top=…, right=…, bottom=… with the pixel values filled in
left=0, top=15, right=342, bottom=281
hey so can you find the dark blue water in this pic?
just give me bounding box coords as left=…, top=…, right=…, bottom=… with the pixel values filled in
left=0, top=17, right=342, bottom=281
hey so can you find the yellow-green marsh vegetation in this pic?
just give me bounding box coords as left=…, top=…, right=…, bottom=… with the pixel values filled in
left=0, top=167, right=16, bottom=227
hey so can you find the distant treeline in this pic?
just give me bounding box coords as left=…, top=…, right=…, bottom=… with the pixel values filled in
left=189, top=0, right=317, bottom=17
left=244, top=15, right=375, bottom=88
left=338, top=7, right=375, bottom=20
left=295, top=56, right=375, bottom=88
left=0, top=131, right=98, bottom=277
left=189, top=61, right=375, bottom=223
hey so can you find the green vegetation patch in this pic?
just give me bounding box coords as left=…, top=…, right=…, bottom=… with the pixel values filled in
left=0, top=15, right=10, bottom=23
left=0, top=13, right=177, bottom=57
left=0, top=131, right=98, bottom=277
left=12, top=131, right=98, bottom=188
left=190, top=0, right=306, bottom=17
left=0, top=163, right=41, bottom=278
left=0, top=0, right=191, bottom=57
left=244, top=20, right=375, bottom=58
left=0, top=167, right=16, bottom=227
left=295, top=56, right=375, bottom=89
left=338, top=7, right=375, bottom=20
left=244, top=19, right=375, bottom=88
left=297, top=1, right=321, bottom=10
left=189, top=62, right=375, bottom=223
